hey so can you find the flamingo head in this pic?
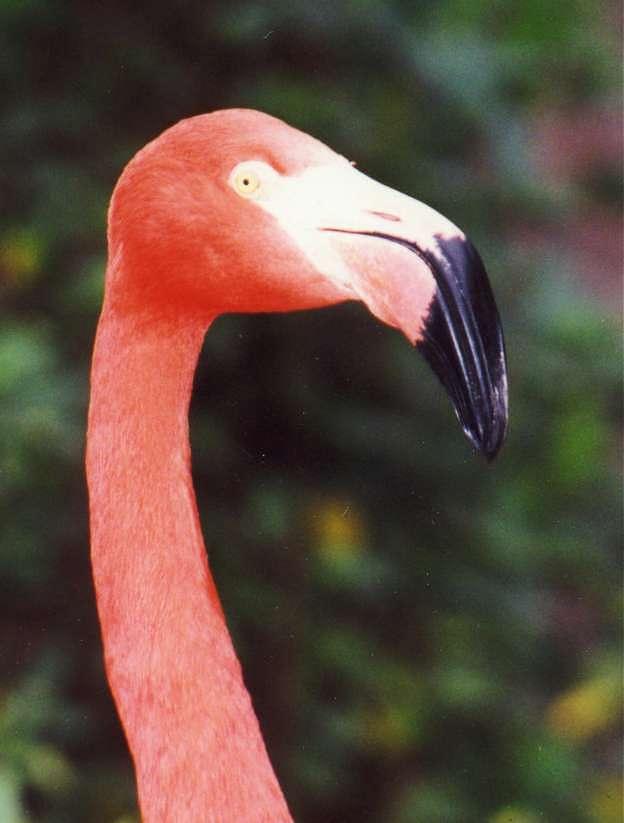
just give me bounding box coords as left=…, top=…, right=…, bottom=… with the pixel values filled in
left=108, top=109, right=508, bottom=458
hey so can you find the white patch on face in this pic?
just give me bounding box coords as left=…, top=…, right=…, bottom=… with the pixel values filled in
left=230, top=160, right=464, bottom=310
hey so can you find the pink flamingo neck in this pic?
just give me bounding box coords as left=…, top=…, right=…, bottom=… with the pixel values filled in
left=86, top=283, right=292, bottom=821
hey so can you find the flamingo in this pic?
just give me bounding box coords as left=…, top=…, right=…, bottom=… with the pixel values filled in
left=86, top=109, right=508, bottom=822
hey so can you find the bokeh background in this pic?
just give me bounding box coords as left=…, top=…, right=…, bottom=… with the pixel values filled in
left=1, top=2, right=622, bottom=821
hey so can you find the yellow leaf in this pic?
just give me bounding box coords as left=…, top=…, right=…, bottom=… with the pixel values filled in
left=546, top=674, right=620, bottom=742
left=0, top=229, right=43, bottom=286
left=489, top=806, right=544, bottom=823
left=588, top=776, right=623, bottom=823
left=311, top=498, right=365, bottom=560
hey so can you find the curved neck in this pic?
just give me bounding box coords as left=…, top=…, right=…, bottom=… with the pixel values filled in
left=86, top=297, right=291, bottom=821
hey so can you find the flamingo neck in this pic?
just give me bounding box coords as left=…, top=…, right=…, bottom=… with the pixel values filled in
left=86, top=299, right=291, bottom=822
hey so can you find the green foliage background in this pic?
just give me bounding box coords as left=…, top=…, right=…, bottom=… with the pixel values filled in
left=1, top=1, right=621, bottom=821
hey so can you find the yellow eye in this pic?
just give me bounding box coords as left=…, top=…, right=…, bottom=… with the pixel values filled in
left=232, top=167, right=261, bottom=198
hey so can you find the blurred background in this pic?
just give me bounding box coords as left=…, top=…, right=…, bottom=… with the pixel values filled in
left=1, top=1, right=622, bottom=821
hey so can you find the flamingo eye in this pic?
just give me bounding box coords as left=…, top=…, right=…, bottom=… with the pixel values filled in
left=231, top=165, right=262, bottom=198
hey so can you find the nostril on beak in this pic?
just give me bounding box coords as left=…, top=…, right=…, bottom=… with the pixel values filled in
left=366, top=210, right=401, bottom=223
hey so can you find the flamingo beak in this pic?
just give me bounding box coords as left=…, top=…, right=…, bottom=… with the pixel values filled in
left=331, top=227, right=509, bottom=460
left=261, top=163, right=509, bottom=459
left=415, top=234, right=508, bottom=460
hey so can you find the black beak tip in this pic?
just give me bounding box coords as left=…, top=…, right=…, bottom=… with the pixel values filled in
left=323, top=226, right=509, bottom=461
left=416, top=234, right=509, bottom=463
left=483, top=435, right=504, bottom=462
left=422, top=335, right=509, bottom=461
left=460, top=393, right=508, bottom=462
